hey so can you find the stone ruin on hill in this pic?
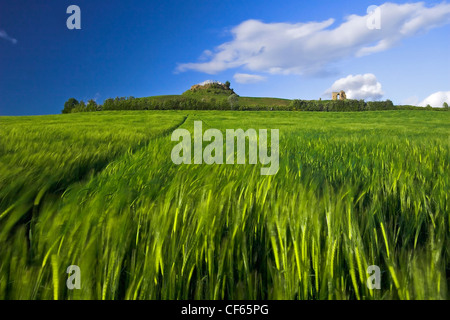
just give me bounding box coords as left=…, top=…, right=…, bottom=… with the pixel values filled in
left=190, top=80, right=232, bottom=92
left=332, top=90, right=347, bottom=100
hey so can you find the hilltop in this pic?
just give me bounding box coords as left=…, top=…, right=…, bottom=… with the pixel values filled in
left=185, top=80, right=236, bottom=95
left=181, top=80, right=237, bottom=100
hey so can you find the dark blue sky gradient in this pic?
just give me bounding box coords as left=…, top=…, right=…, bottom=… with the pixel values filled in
left=0, top=0, right=449, bottom=115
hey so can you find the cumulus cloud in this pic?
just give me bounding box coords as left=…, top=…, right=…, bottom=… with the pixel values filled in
left=234, top=73, right=267, bottom=84
left=419, top=91, right=450, bottom=107
left=325, top=74, right=384, bottom=100
left=0, top=30, right=17, bottom=45
left=176, top=2, right=450, bottom=75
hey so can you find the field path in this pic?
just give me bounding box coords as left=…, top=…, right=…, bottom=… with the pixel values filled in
left=0, top=113, right=189, bottom=243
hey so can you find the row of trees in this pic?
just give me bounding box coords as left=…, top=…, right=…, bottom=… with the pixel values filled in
left=102, top=96, right=233, bottom=110
left=62, top=96, right=449, bottom=113
left=62, top=98, right=101, bottom=113
left=288, top=99, right=396, bottom=111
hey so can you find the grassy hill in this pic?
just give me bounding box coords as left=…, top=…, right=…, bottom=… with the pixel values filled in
left=180, top=82, right=291, bottom=107
left=98, top=83, right=293, bottom=111
left=65, top=82, right=447, bottom=113
left=156, top=94, right=293, bottom=107
left=239, top=96, right=291, bottom=107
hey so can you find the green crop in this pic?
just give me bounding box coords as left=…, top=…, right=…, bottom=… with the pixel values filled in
left=0, top=110, right=448, bottom=300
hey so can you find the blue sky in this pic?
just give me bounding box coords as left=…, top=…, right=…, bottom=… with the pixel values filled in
left=0, top=0, right=449, bottom=115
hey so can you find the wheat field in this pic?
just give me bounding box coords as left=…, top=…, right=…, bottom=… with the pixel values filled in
left=0, top=110, right=448, bottom=299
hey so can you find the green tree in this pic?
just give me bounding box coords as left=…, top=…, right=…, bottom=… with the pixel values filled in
left=224, top=81, right=231, bottom=89
left=443, top=102, right=449, bottom=110
left=72, top=101, right=86, bottom=113
left=228, top=93, right=239, bottom=110
left=62, top=98, right=79, bottom=114
left=86, top=99, right=98, bottom=112
left=103, top=98, right=114, bottom=110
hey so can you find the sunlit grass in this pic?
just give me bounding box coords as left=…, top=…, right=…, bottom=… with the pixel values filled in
left=0, top=110, right=448, bottom=300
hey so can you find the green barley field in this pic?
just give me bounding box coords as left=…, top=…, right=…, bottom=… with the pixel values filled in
left=0, top=110, right=449, bottom=300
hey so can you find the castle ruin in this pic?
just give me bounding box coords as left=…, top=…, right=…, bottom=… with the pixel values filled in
left=332, top=90, right=347, bottom=101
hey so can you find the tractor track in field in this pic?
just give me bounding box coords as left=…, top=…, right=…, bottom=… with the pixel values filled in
left=2, top=114, right=190, bottom=253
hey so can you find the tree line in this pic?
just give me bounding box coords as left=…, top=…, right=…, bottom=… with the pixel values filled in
left=62, top=98, right=101, bottom=113
left=62, top=96, right=449, bottom=113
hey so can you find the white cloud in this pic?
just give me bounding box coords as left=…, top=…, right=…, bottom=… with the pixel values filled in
left=199, top=50, right=213, bottom=61
left=233, top=73, right=267, bottom=84
left=0, top=30, right=17, bottom=45
left=325, top=73, right=384, bottom=100
left=176, top=2, right=450, bottom=75
left=419, top=91, right=450, bottom=107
